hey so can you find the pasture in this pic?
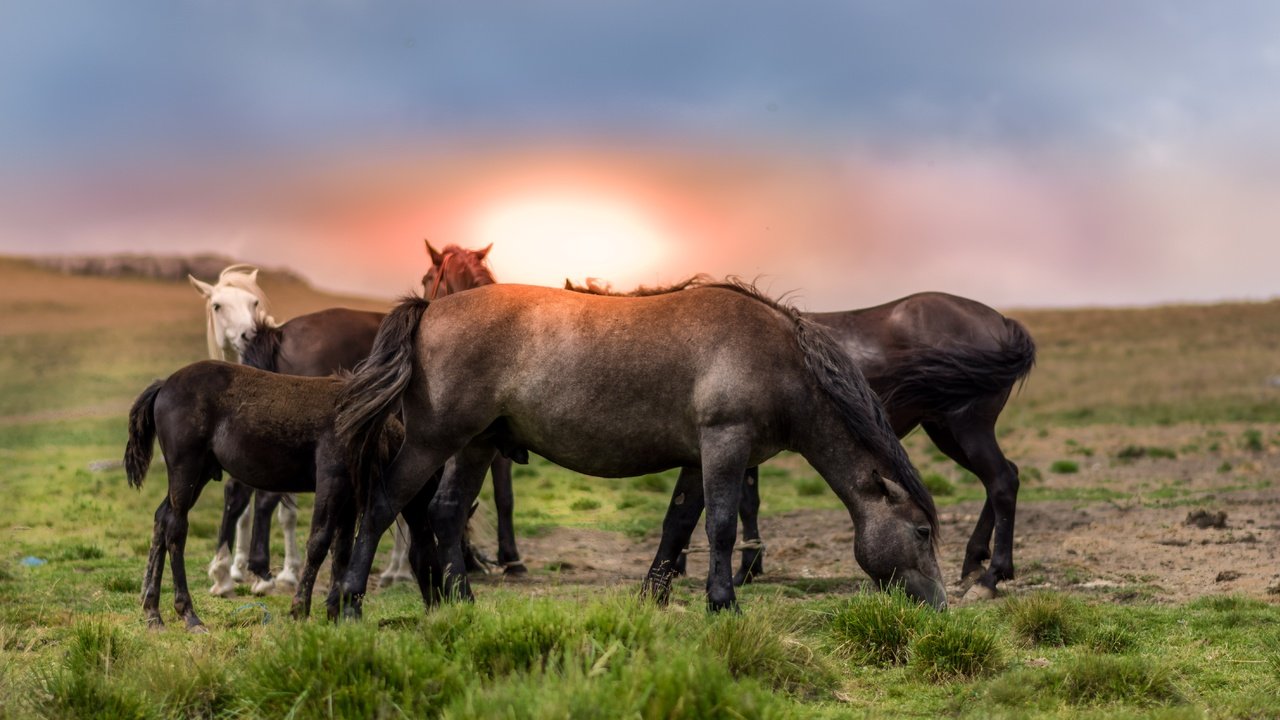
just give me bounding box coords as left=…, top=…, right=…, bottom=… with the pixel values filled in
left=1, top=256, right=1278, bottom=718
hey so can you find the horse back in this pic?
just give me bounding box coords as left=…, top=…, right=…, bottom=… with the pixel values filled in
left=153, top=361, right=343, bottom=490
left=277, top=308, right=386, bottom=376
left=407, top=285, right=806, bottom=474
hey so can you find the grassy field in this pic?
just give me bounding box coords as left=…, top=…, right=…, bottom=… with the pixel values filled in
left=1, top=257, right=1279, bottom=718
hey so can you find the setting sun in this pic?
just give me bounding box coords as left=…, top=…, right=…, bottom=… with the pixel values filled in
left=471, top=195, right=669, bottom=288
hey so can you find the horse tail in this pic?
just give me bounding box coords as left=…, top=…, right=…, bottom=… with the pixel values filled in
left=792, top=315, right=939, bottom=535
left=882, top=316, right=1037, bottom=415
left=240, top=320, right=284, bottom=373
left=124, top=380, right=164, bottom=489
left=335, top=296, right=430, bottom=504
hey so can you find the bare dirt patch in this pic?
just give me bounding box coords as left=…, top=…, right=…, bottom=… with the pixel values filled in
left=464, top=423, right=1280, bottom=605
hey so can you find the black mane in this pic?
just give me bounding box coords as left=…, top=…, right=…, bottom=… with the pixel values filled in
left=240, top=319, right=284, bottom=373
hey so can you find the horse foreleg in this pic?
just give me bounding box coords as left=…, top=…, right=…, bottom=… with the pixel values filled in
left=700, top=429, right=749, bottom=612
left=642, top=466, right=705, bottom=605
left=143, top=498, right=171, bottom=628
left=209, top=478, right=251, bottom=597
left=231, top=499, right=251, bottom=584
left=276, top=494, right=302, bottom=589
left=248, top=492, right=281, bottom=595
left=734, top=466, right=765, bottom=585
left=490, top=456, right=526, bottom=575
left=429, top=443, right=496, bottom=603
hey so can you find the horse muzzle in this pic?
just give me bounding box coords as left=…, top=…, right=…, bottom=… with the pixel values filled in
left=901, top=570, right=949, bottom=611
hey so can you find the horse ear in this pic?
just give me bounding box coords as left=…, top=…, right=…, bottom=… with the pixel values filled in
left=476, top=243, right=493, bottom=260
left=424, top=239, right=444, bottom=267
left=188, top=274, right=214, bottom=298
left=872, top=469, right=911, bottom=503
left=564, top=279, right=574, bottom=290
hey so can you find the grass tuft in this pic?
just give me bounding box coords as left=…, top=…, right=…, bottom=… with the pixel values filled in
left=1084, top=622, right=1139, bottom=654
left=102, top=573, right=141, bottom=594
left=1002, top=591, right=1083, bottom=647
left=703, top=611, right=837, bottom=698
left=908, top=614, right=1004, bottom=682
left=829, top=588, right=933, bottom=666
left=1049, top=459, right=1080, bottom=474
left=56, top=543, right=106, bottom=561
left=569, top=498, right=601, bottom=511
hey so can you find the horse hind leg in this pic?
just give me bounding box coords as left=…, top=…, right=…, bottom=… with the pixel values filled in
left=165, top=464, right=212, bottom=632
left=489, top=456, right=527, bottom=575
left=428, top=442, right=498, bottom=603
left=923, top=413, right=1019, bottom=599
left=378, top=516, right=415, bottom=588
left=143, top=498, right=172, bottom=628
left=642, top=466, right=705, bottom=605
left=333, top=441, right=458, bottom=620
left=733, top=466, right=765, bottom=586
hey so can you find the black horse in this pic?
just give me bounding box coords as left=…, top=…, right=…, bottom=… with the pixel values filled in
left=334, top=281, right=945, bottom=618
left=124, top=361, right=403, bottom=630
left=568, top=282, right=1034, bottom=597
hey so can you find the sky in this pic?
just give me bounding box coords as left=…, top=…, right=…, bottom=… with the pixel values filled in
left=2, top=2, right=1280, bottom=310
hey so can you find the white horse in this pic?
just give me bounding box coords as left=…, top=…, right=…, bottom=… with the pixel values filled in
left=189, top=265, right=413, bottom=596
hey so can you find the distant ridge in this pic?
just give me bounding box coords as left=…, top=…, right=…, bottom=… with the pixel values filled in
left=27, top=253, right=308, bottom=285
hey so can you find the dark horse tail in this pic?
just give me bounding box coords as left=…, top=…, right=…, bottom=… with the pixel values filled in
left=124, top=380, right=164, bottom=489
left=335, top=296, right=431, bottom=503
left=240, top=319, right=284, bottom=373
left=709, top=280, right=939, bottom=535
left=883, top=317, right=1037, bottom=416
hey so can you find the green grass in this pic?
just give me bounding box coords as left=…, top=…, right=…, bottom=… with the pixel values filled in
left=6, top=262, right=1280, bottom=718
left=1049, top=459, right=1080, bottom=474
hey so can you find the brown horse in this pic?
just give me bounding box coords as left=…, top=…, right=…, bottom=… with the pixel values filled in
left=568, top=281, right=1035, bottom=597
left=334, top=281, right=944, bottom=617
left=420, top=241, right=524, bottom=574
left=124, top=361, right=403, bottom=629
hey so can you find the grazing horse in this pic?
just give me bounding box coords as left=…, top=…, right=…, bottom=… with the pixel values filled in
left=333, top=281, right=945, bottom=618
left=188, top=266, right=303, bottom=595
left=567, top=281, right=1035, bottom=598
left=420, top=240, right=524, bottom=575
left=124, top=361, right=403, bottom=630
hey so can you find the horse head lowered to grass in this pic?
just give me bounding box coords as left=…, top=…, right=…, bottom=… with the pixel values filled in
left=333, top=280, right=945, bottom=617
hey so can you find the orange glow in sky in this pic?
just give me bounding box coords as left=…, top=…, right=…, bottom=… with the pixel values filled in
left=471, top=192, right=670, bottom=288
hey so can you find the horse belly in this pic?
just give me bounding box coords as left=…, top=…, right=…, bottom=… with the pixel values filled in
left=213, top=433, right=318, bottom=494
left=504, top=408, right=698, bottom=478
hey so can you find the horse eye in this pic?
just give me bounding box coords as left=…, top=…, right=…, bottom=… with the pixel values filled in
left=253, top=300, right=259, bottom=307
left=212, top=303, right=221, bottom=311
left=915, top=526, right=931, bottom=542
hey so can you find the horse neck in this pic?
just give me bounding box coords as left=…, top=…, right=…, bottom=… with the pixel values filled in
left=791, top=404, right=879, bottom=518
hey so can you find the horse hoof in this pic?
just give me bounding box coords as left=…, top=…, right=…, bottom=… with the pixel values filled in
left=251, top=578, right=275, bottom=595
left=962, top=584, right=998, bottom=603
left=208, top=582, right=236, bottom=598
left=276, top=570, right=300, bottom=588
left=187, top=622, right=209, bottom=634
left=230, top=567, right=246, bottom=583
left=502, top=564, right=528, bottom=576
